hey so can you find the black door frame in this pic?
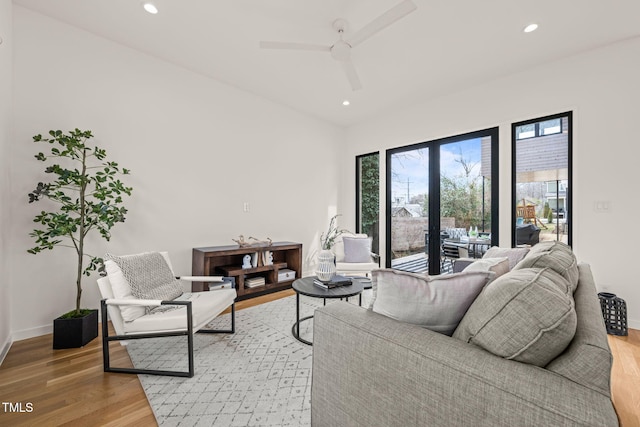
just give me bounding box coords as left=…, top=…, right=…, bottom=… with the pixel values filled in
left=386, top=127, right=499, bottom=274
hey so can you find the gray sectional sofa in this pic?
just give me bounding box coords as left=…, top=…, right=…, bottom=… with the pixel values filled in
left=311, top=242, right=618, bottom=426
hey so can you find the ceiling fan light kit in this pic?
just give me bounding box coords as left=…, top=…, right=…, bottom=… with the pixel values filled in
left=259, top=0, right=417, bottom=91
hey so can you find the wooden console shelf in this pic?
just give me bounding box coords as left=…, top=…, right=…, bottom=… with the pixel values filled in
left=192, top=242, right=302, bottom=300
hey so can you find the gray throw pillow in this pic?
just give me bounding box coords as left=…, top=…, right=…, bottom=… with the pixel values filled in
left=106, top=252, right=183, bottom=312
left=343, top=236, right=372, bottom=263
left=483, top=246, right=530, bottom=270
left=370, top=269, right=494, bottom=336
left=453, top=267, right=577, bottom=367
left=513, top=240, right=578, bottom=293
left=463, top=257, right=509, bottom=280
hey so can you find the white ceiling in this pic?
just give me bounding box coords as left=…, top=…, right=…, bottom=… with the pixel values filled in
left=13, top=0, right=640, bottom=127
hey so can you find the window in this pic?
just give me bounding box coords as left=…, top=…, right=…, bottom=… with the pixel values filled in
left=516, top=118, right=562, bottom=140
left=540, top=118, right=561, bottom=136
left=512, top=112, right=572, bottom=246
left=356, top=152, right=380, bottom=255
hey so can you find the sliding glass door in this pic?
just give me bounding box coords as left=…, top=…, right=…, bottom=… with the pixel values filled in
left=387, top=128, right=498, bottom=275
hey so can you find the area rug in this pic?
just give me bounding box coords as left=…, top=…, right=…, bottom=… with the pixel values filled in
left=125, top=290, right=372, bottom=426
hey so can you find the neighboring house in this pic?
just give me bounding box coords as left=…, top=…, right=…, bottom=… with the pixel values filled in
left=391, top=204, right=423, bottom=218
left=391, top=206, right=414, bottom=217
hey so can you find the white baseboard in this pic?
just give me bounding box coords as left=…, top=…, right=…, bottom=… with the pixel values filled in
left=0, top=334, right=12, bottom=366
left=11, top=324, right=52, bottom=342
left=10, top=317, right=105, bottom=343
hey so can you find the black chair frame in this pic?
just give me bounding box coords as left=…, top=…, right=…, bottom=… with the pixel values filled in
left=101, top=299, right=235, bottom=378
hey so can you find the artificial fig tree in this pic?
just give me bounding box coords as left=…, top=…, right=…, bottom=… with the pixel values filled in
left=27, top=129, right=132, bottom=318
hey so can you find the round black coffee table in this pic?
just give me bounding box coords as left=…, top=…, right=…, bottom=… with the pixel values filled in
left=291, top=276, right=365, bottom=345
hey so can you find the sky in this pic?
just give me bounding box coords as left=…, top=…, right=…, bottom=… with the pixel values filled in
left=391, top=137, right=483, bottom=201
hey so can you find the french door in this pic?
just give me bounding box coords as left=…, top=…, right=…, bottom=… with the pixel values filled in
left=386, top=128, right=499, bottom=275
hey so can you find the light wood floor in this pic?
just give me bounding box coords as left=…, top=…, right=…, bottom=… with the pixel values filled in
left=1, top=289, right=638, bottom=426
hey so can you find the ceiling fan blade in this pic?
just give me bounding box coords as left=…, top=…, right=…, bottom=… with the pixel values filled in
left=341, top=60, right=363, bottom=91
left=259, top=41, right=331, bottom=52
left=346, top=0, right=417, bottom=48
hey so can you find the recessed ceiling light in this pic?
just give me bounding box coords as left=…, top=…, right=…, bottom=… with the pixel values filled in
left=524, top=23, right=538, bottom=33
left=342, top=100, right=350, bottom=106
left=143, top=3, right=159, bottom=14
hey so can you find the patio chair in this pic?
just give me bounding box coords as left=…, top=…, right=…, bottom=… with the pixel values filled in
left=441, top=242, right=469, bottom=272
left=332, top=233, right=380, bottom=277
left=97, top=251, right=237, bottom=378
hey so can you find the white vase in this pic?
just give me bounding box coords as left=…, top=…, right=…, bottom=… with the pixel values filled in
left=316, top=249, right=336, bottom=281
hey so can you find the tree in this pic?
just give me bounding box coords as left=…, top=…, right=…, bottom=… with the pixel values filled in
left=440, top=150, right=483, bottom=229
left=359, top=154, right=380, bottom=251
left=27, top=129, right=132, bottom=317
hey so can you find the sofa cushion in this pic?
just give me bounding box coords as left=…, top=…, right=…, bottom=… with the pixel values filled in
left=483, top=246, right=530, bottom=270
left=105, top=252, right=183, bottom=314
left=453, top=268, right=577, bottom=367
left=463, top=257, right=509, bottom=279
left=122, top=289, right=237, bottom=334
left=512, top=241, right=579, bottom=293
left=343, top=236, right=372, bottom=263
left=370, top=269, right=494, bottom=336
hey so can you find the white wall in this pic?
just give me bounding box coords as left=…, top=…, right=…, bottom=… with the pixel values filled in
left=342, top=37, right=640, bottom=329
left=10, top=7, right=344, bottom=339
left=0, top=0, right=13, bottom=362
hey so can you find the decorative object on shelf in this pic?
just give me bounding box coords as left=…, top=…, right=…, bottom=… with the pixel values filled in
left=242, top=254, right=252, bottom=269
left=26, top=128, right=132, bottom=349
left=245, top=276, right=266, bottom=288
left=232, top=235, right=273, bottom=247
left=263, top=250, right=273, bottom=266
left=251, top=252, right=259, bottom=268
left=278, top=268, right=296, bottom=282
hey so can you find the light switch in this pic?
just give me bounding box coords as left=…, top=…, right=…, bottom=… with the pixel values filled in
left=594, top=201, right=611, bottom=213
left=243, top=202, right=250, bottom=212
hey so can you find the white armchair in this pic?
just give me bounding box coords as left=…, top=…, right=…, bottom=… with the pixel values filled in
left=332, top=233, right=380, bottom=277
left=97, top=251, right=237, bottom=377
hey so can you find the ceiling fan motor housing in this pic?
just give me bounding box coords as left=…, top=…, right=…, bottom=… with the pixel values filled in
left=331, top=40, right=351, bottom=61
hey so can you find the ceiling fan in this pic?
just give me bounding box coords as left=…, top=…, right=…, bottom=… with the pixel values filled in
left=259, top=0, right=417, bottom=91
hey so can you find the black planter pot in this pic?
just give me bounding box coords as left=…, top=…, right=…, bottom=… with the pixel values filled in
left=53, top=309, right=99, bottom=349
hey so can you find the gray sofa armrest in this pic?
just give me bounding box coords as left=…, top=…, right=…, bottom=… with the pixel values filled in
left=311, top=303, right=618, bottom=427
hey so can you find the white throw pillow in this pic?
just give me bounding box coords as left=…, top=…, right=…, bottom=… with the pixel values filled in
left=343, top=236, right=372, bottom=263
left=370, top=269, right=494, bottom=336
left=333, top=233, right=367, bottom=262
